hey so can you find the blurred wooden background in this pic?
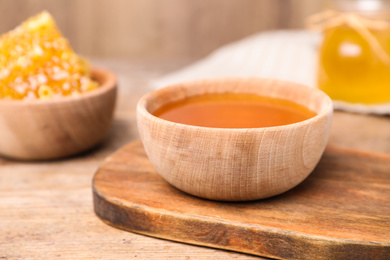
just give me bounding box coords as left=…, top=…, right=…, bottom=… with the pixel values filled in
left=0, top=0, right=323, bottom=59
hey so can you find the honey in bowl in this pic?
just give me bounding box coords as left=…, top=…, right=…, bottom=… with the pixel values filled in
left=153, top=93, right=316, bottom=128
left=137, top=78, right=333, bottom=201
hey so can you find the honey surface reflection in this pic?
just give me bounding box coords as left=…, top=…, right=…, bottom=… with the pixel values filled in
left=153, top=93, right=316, bottom=128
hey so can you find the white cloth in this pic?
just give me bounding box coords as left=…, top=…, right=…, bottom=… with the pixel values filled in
left=154, top=30, right=390, bottom=114
left=154, top=30, right=319, bottom=88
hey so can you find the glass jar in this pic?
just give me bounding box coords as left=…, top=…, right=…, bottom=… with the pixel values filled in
left=317, top=0, right=390, bottom=104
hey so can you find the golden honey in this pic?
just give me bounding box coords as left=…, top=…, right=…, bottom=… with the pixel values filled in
left=318, top=25, right=390, bottom=104
left=153, top=93, right=316, bottom=128
left=0, top=11, right=97, bottom=100
left=315, top=0, right=390, bottom=104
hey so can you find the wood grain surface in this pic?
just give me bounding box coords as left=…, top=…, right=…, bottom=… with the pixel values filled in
left=93, top=141, right=390, bottom=260
left=0, top=0, right=322, bottom=59
left=2, top=59, right=390, bottom=259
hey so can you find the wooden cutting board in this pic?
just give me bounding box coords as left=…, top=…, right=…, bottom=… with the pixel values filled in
left=93, top=141, right=390, bottom=260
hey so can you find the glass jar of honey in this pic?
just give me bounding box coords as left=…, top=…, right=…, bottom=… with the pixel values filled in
left=313, top=0, right=390, bottom=105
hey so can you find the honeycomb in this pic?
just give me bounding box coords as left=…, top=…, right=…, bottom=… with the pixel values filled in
left=0, top=11, right=98, bottom=100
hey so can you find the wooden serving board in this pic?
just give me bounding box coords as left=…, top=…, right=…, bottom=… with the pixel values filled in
left=93, top=141, right=390, bottom=260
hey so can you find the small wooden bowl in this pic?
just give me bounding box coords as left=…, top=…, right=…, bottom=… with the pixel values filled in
left=137, top=78, right=333, bottom=201
left=0, top=67, right=117, bottom=160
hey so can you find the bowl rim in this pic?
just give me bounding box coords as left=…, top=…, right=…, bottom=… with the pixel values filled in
left=0, top=66, right=117, bottom=105
left=137, top=77, right=333, bottom=132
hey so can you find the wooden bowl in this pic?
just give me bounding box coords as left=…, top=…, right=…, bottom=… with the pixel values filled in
left=137, top=78, right=333, bottom=201
left=0, top=67, right=117, bottom=160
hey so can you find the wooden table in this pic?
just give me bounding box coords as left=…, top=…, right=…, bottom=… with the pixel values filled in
left=1, top=59, right=390, bottom=259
